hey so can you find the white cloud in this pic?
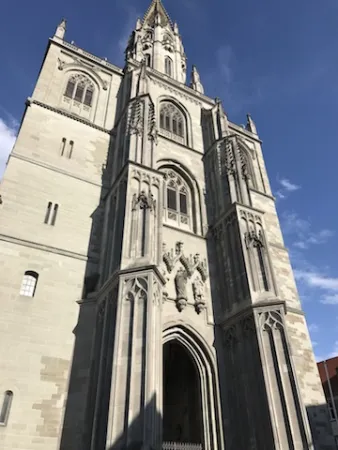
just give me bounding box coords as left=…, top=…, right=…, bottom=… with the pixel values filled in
left=308, top=323, right=319, bottom=333
left=279, top=178, right=301, bottom=192
left=321, top=294, right=338, bottom=305
left=275, top=177, right=301, bottom=201
left=294, top=269, right=338, bottom=306
left=281, top=212, right=334, bottom=250
left=0, top=117, right=17, bottom=179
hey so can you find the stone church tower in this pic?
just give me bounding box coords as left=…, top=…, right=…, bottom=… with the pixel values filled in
left=0, top=1, right=335, bottom=449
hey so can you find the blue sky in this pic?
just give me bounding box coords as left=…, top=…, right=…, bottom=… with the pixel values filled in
left=0, top=0, right=337, bottom=360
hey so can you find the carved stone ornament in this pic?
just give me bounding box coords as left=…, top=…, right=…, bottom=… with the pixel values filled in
left=102, top=80, right=108, bottom=91
left=58, top=58, right=66, bottom=70
left=193, top=277, right=206, bottom=314
left=125, top=277, right=148, bottom=302
left=132, top=191, right=156, bottom=212
left=162, top=241, right=208, bottom=281
left=260, top=310, right=284, bottom=332
left=174, top=268, right=188, bottom=312
left=245, top=230, right=264, bottom=249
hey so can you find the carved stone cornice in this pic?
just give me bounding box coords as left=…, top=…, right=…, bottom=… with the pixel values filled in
left=26, top=98, right=111, bottom=134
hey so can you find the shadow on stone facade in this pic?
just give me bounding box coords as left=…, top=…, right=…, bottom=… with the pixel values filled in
left=306, top=403, right=336, bottom=449
left=58, top=73, right=140, bottom=450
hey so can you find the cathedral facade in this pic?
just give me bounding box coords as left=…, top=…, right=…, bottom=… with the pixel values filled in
left=0, top=1, right=335, bottom=449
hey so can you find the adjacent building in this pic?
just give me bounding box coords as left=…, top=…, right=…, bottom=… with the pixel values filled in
left=318, top=357, right=338, bottom=448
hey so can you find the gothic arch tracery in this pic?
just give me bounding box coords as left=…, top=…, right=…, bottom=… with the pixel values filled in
left=162, top=324, right=224, bottom=450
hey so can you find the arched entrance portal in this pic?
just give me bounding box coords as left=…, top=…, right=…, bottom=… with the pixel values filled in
left=163, top=341, right=203, bottom=445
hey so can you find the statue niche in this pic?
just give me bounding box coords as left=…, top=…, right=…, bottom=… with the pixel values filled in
left=192, top=277, right=206, bottom=314
left=174, top=268, right=188, bottom=312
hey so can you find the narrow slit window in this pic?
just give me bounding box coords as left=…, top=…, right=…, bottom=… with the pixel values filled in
left=64, top=80, right=75, bottom=98
left=179, top=192, right=187, bottom=214
left=0, top=391, right=13, bottom=426
left=68, top=141, right=74, bottom=159
left=83, top=88, right=93, bottom=107
left=160, top=112, right=164, bottom=129
left=74, top=85, right=84, bottom=102
left=165, top=115, right=170, bottom=130
left=60, top=138, right=66, bottom=156
left=167, top=188, right=177, bottom=211
left=51, top=204, right=59, bottom=226
left=20, top=271, right=38, bottom=297
left=145, top=54, right=151, bottom=67
left=256, top=246, right=269, bottom=291
left=44, top=202, right=52, bottom=224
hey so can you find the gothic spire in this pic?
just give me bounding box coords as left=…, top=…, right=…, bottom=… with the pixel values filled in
left=246, top=114, right=257, bottom=134
left=190, top=65, right=204, bottom=94
left=54, top=18, right=66, bottom=40
left=142, top=0, right=174, bottom=29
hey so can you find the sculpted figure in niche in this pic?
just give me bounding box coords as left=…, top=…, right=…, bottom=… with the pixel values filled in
left=193, top=277, right=206, bottom=314
left=174, top=268, right=188, bottom=312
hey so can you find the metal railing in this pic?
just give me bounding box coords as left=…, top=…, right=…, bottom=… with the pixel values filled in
left=162, top=443, right=202, bottom=450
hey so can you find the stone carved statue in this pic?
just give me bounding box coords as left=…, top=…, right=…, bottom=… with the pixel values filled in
left=132, top=191, right=156, bottom=212
left=193, top=277, right=206, bottom=314
left=174, top=268, right=188, bottom=312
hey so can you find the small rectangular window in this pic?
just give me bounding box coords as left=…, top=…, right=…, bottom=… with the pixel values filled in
left=83, top=89, right=93, bottom=107
left=179, top=193, right=187, bottom=214
left=44, top=202, right=52, bottom=224
left=51, top=204, right=59, bottom=226
left=0, top=391, right=13, bottom=426
left=65, top=81, right=75, bottom=98
left=167, top=188, right=177, bottom=211
left=74, top=85, right=84, bottom=102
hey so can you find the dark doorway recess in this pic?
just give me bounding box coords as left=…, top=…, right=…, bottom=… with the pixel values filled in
left=163, top=340, right=203, bottom=445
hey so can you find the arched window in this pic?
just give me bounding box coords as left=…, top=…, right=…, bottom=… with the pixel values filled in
left=159, top=102, right=186, bottom=145
left=163, top=169, right=191, bottom=229
left=64, top=74, right=94, bottom=107
left=145, top=53, right=152, bottom=67
left=165, top=56, right=173, bottom=76
left=0, top=391, right=13, bottom=426
left=20, top=271, right=39, bottom=297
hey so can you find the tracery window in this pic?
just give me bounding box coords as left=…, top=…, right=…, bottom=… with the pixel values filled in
left=163, top=169, right=191, bottom=229
left=165, top=56, right=173, bottom=76
left=64, top=74, right=94, bottom=107
left=159, top=102, right=186, bottom=145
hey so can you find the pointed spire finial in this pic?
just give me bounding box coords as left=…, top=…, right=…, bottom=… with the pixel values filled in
left=246, top=113, right=257, bottom=134
left=190, top=65, right=204, bottom=94
left=137, top=59, right=149, bottom=96
left=55, top=18, right=66, bottom=40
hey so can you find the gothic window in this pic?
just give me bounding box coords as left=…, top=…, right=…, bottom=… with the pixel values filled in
left=64, top=74, right=95, bottom=108
left=44, top=202, right=59, bottom=226
left=20, top=271, right=39, bottom=297
left=0, top=391, right=13, bottom=426
left=163, top=169, right=191, bottom=229
left=159, top=102, right=186, bottom=145
left=165, top=56, right=173, bottom=76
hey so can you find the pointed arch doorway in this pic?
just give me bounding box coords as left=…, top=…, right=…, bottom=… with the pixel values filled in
left=163, top=340, right=203, bottom=445
left=162, top=325, right=224, bottom=450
